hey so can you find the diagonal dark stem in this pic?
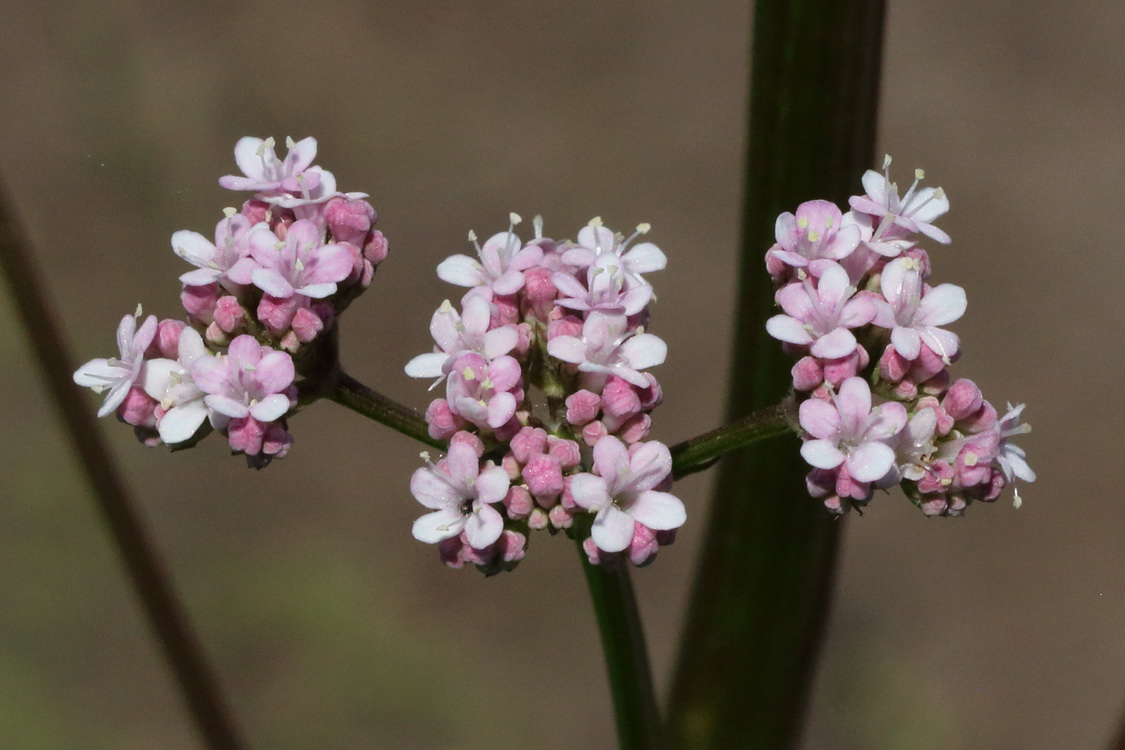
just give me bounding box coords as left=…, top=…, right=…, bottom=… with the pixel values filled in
left=0, top=179, right=246, bottom=750
left=670, top=395, right=797, bottom=479
left=667, top=1, right=887, bottom=748
left=327, top=370, right=444, bottom=449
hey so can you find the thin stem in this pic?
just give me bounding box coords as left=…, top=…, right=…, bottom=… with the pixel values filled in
left=670, top=395, right=797, bottom=479
left=0, top=179, right=246, bottom=749
left=576, top=536, right=664, bottom=750
left=327, top=370, right=444, bottom=449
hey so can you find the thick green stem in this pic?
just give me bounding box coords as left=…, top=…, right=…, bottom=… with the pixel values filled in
left=577, top=537, right=664, bottom=750
left=0, top=180, right=246, bottom=750
left=670, top=395, right=797, bottom=479
left=327, top=371, right=444, bottom=450
left=667, top=1, right=886, bottom=748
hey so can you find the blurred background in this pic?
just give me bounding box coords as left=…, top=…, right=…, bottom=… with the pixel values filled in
left=0, top=1, right=1121, bottom=748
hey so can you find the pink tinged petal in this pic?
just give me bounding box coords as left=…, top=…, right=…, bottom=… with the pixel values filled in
left=491, top=268, right=526, bottom=295
left=483, top=327, right=519, bottom=359
left=225, top=257, right=259, bottom=286
left=591, top=506, right=635, bottom=553
left=249, top=393, right=289, bottom=422
left=547, top=336, right=587, bottom=364
left=625, top=441, right=673, bottom=491
left=510, top=245, right=544, bottom=271
left=629, top=491, right=686, bottom=531
left=475, top=464, right=511, bottom=505
left=180, top=268, right=222, bottom=286
left=766, top=315, right=814, bottom=346
left=205, top=394, right=250, bottom=419
left=231, top=137, right=268, bottom=180
left=252, top=268, right=295, bottom=298
left=891, top=325, right=922, bottom=360
left=920, top=328, right=960, bottom=361
left=569, top=474, right=611, bottom=512
left=908, top=187, right=949, bottom=224
left=459, top=295, right=491, bottom=333
left=158, top=402, right=209, bottom=444
left=919, top=223, right=951, bottom=244
left=809, top=327, right=857, bottom=359
left=776, top=282, right=816, bottom=320
left=429, top=303, right=462, bottom=352
left=815, top=262, right=852, bottom=306
left=801, top=439, right=846, bottom=470
left=836, top=378, right=873, bottom=423
left=305, top=243, right=354, bottom=283
left=551, top=271, right=587, bottom=299
left=254, top=351, right=295, bottom=393
left=845, top=441, right=896, bottom=483
left=916, top=283, right=967, bottom=327
left=445, top=442, right=481, bottom=484
left=293, top=281, right=336, bottom=298
left=227, top=335, right=263, bottom=366
left=620, top=333, right=666, bottom=371
left=171, top=230, right=217, bottom=267
left=560, top=247, right=596, bottom=268
left=247, top=227, right=282, bottom=265
left=879, top=257, right=911, bottom=303
left=606, top=363, right=650, bottom=388
left=799, top=398, right=842, bottom=440
left=1004, top=446, right=1035, bottom=482
left=775, top=212, right=797, bottom=245
left=405, top=353, right=447, bottom=378
left=190, top=357, right=227, bottom=394
left=622, top=242, right=666, bottom=273
left=437, top=254, right=486, bottom=287
left=871, top=299, right=896, bottom=329
left=284, top=136, right=318, bottom=173
left=592, top=436, right=629, bottom=482
left=412, top=509, right=466, bottom=543
left=411, top=467, right=464, bottom=509
left=73, top=358, right=120, bottom=388
left=464, top=503, right=504, bottom=549
left=486, top=391, right=517, bottom=428
left=870, top=402, right=908, bottom=439
left=487, top=356, right=523, bottom=392
left=142, top=358, right=180, bottom=400
left=838, top=296, right=877, bottom=328
left=860, top=169, right=888, bottom=205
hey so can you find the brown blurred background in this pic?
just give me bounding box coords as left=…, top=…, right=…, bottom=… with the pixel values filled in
left=0, top=1, right=1121, bottom=748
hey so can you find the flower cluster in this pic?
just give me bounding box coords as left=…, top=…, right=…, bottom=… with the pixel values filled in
left=766, top=156, right=1034, bottom=515
left=73, top=137, right=387, bottom=467
left=406, top=216, right=686, bottom=573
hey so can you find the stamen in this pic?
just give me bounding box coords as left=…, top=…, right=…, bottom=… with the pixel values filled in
left=223, top=207, right=237, bottom=218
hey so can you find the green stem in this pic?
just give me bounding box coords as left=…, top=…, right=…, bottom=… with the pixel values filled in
left=576, top=536, right=664, bottom=750
left=670, top=395, right=797, bottom=479
left=667, top=1, right=886, bottom=748
left=327, top=371, right=444, bottom=450
left=0, top=179, right=246, bottom=749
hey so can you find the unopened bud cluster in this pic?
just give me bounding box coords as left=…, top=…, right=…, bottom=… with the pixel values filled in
left=765, top=157, right=1035, bottom=515
left=73, top=137, right=386, bottom=467
left=406, top=216, right=686, bottom=573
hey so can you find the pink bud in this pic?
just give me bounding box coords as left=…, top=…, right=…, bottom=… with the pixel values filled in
left=547, top=315, right=583, bottom=341
left=547, top=436, right=581, bottom=470
left=438, top=537, right=467, bottom=569
left=582, top=420, right=608, bottom=447
left=502, top=452, right=521, bottom=481
left=823, top=348, right=869, bottom=389
left=151, top=319, right=186, bottom=359
left=291, top=306, right=325, bottom=343
left=511, top=426, right=549, bottom=464
left=504, top=485, right=534, bottom=519
left=627, top=524, right=660, bottom=567
left=117, top=386, right=157, bottom=427
left=791, top=356, right=824, bottom=392
left=497, top=530, right=527, bottom=564
left=566, top=390, right=601, bottom=426
left=240, top=199, right=270, bottom=225
left=602, top=376, right=641, bottom=418
left=214, top=296, right=245, bottom=334
left=263, top=423, right=293, bottom=458
left=204, top=322, right=229, bottom=347
left=879, top=345, right=910, bottom=383
left=490, top=293, right=520, bottom=327
left=528, top=508, right=549, bottom=530
left=617, top=414, right=652, bottom=444
left=425, top=398, right=464, bottom=441
left=256, top=295, right=299, bottom=336
left=636, top=374, right=663, bottom=411
left=180, top=283, right=220, bottom=324
left=227, top=416, right=266, bottom=455
left=942, top=379, right=983, bottom=420
left=523, top=454, right=564, bottom=504
left=324, top=196, right=376, bottom=246
left=548, top=504, right=573, bottom=530
left=521, top=266, right=558, bottom=320
left=364, top=229, right=389, bottom=266
left=449, top=430, right=485, bottom=456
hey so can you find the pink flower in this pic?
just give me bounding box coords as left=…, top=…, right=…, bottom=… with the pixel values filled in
left=172, top=212, right=261, bottom=288
left=73, top=310, right=158, bottom=417
left=247, top=219, right=354, bottom=299
left=873, top=256, right=966, bottom=362
left=410, top=441, right=511, bottom=548
left=848, top=156, right=951, bottom=248
left=191, top=335, right=295, bottom=424
left=560, top=219, right=666, bottom=281
left=141, top=327, right=210, bottom=445
left=219, top=136, right=352, bottom=207
left=799, top=377, right=907, bottom=483
left=436, top=214, right=543, bottom=297
left=568, top=436, right=685, bottom=553
left=765, top=261, right=877, bottom=359
left=994, top=403, right=1035, bottom=507
left=404, top=296, right=519, bottom=383
left=551, top=254, right=653, bottom=316
left=547, top=311, right=666, bottom=388
left=766, top=200, right=861, bottom=276
left=445, top=352, right=523, bottom=430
